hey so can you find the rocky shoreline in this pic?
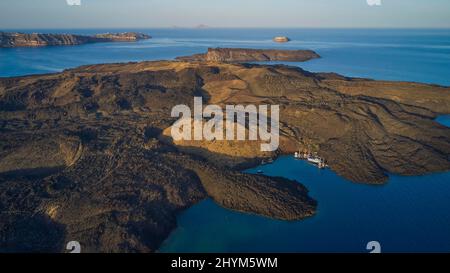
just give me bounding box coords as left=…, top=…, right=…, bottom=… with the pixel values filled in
left=0, top=32, right=151, bottom=48
left=0, top=53, right=449, bottom=252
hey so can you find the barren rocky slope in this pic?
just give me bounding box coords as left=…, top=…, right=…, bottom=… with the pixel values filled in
left=0, top=60, right=449, bottom=252
left=0, top=32, right=151, bottom=48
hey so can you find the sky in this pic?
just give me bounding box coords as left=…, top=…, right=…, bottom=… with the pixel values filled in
left=1, top=0, right=450, bottom=29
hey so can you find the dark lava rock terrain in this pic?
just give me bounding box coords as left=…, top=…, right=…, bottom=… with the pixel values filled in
left=0, top=60, right=449, bottom=252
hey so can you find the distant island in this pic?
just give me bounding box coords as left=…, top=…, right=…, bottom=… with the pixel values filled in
left=176, top=48, right=320, bottom=62
left=0, top=31, right=151, bottom=48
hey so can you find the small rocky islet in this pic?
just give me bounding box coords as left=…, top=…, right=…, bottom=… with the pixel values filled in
left=0, top=35, right=449, bottom=252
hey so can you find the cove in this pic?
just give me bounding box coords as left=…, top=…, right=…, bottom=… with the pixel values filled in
left=160, top=156, right=450, bottom=253
left=160, top=109, right=450, bottom=253
left=161, top=113, right=450, bottom=253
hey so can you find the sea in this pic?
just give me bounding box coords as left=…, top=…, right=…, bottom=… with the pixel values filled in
left=1, top=28, right=449, bottom=253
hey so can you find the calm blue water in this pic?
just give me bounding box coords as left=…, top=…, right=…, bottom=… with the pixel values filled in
left=1, top=28, right=450, bottom=253
left=160, top=157, right=450, bottom=253
left=2, top=28, right=450, bottom=86
left=436, top=115, right=450, bottom=127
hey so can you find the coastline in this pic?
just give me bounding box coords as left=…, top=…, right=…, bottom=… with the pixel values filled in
left=0, top=27, right=450, bottom=251
left=2, top=28, right=450, bottom=84
left=1, top=59, right=449, bottom=252
left=0, top=31, right=151, bottom=48
left=160, top=154, right=450, bottom=253
left=159, top=157, right=450, bottom=253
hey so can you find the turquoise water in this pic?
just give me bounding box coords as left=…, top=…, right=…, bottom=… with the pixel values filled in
left=1, top=28, right=450, bottom=253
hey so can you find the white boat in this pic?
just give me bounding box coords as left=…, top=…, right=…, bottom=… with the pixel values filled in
left=307, top=156, right=322, bottom=165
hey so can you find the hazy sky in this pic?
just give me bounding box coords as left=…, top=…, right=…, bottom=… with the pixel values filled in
left=1, top=0, right=450, bottom=29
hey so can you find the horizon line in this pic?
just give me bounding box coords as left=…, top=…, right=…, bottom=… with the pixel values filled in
left=3, top=26, right=450, bottom=30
